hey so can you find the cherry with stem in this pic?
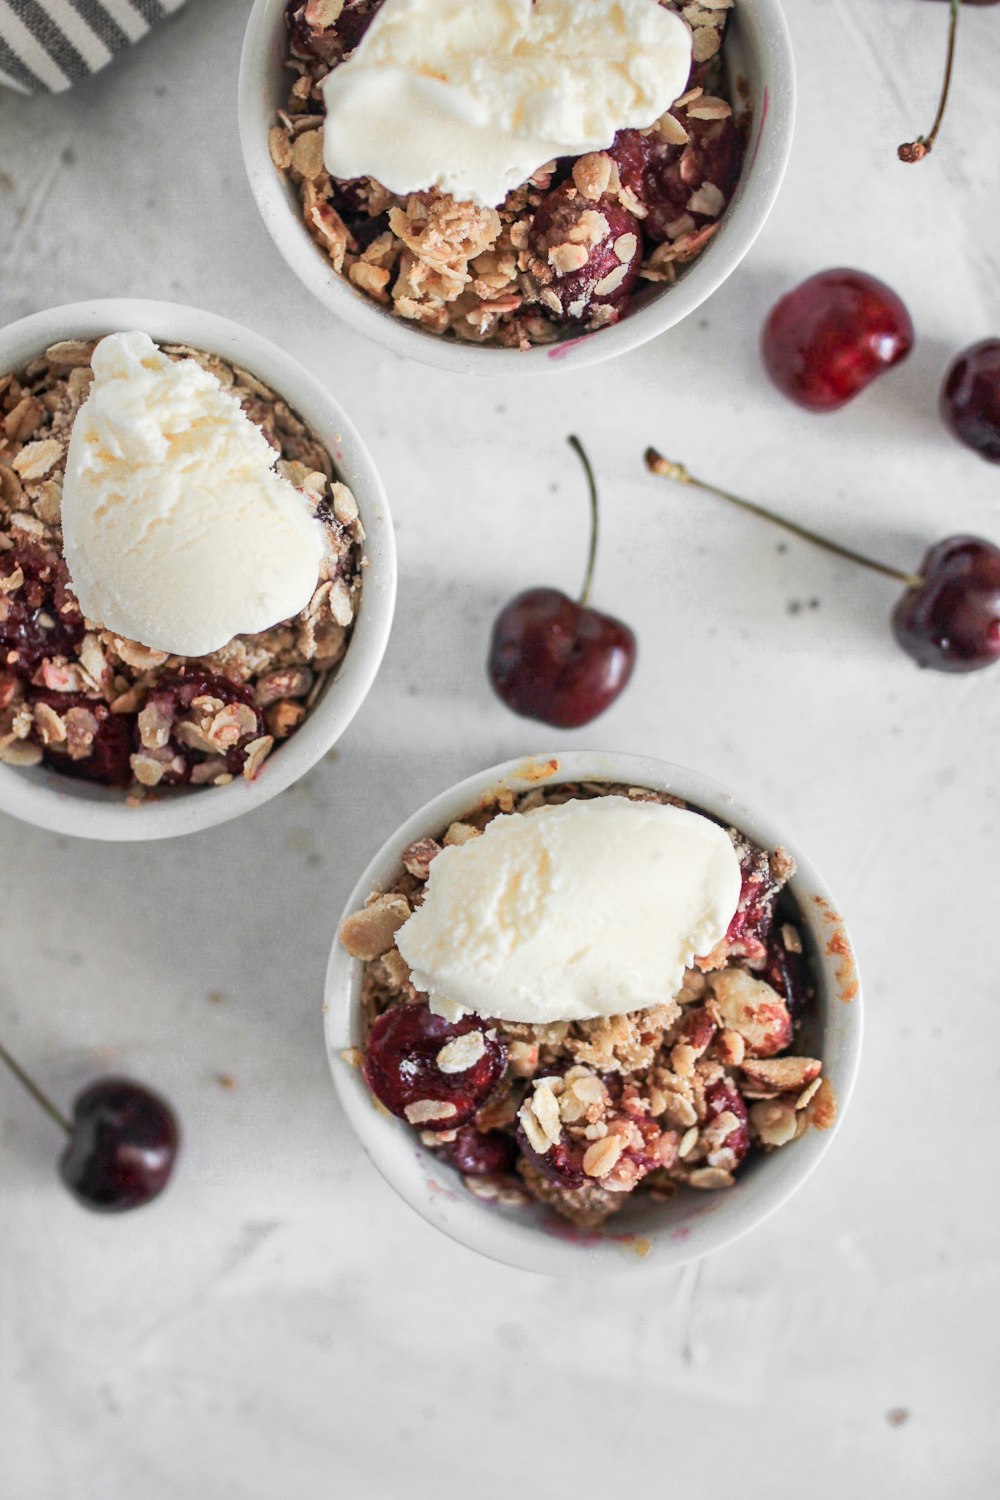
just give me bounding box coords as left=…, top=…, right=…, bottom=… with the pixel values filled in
left=644, top=448, right=1000, bottom=673
left=0, top=1037, right=179, bottom=1211
left=0, top=1037, right=72, bottom=1132
left=487, top=436, right=636, bottom=728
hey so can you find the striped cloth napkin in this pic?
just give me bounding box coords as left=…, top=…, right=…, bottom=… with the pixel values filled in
left=0, top=0, right=186, bottom=94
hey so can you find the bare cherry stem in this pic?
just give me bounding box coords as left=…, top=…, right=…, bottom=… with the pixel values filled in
left=568, top=434, right=600, bottom=608
left=0, top=1038, right=71, bottom=1134
left=898, top=0, right=960, bottom=162
left=644, top=447, right=923, bottom=588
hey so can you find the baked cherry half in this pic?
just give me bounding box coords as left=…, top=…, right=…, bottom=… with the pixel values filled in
left=703, top=1078, right=750, bottom=1162
left=762, top=269, right=914, bottom=412
left=439, top=1124, right=517, bottom=1178
left=644, top=449, right=1000, bottom=674
left=527, top=182, right=643, bottom=325
left=363, top=1003, right=506, bottom=1127
left=940, top=340, right=1000, bottom=462
left=488, top=437, right=636, bottom=728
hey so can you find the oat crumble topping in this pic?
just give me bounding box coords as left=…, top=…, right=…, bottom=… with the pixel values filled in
left=340, top=781, right=834, bottom=1229
left=275, top=0, right=745, bottom=350
left=0, top=338, right=364, bottom=795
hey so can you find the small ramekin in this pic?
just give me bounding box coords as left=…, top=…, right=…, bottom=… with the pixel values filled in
left=238, top=0, right=795, bottom=375
left=324, top=751, right=862, bottom=1277
left=0, top=298, right=396, bottom=842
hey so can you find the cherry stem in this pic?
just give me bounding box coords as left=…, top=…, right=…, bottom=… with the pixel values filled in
left=568, top=434, right=600, bottom=608
left=644, top=448, right=923, bottom=588
left=898, top=0, right=960, bottom=163
left=0, top=1038, right=72, bottom=1134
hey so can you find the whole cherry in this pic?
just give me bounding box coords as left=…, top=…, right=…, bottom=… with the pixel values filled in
left=901, top=2, right=1000, bottom=165
left=940, top=340, right=1000, bottom=462
left=892, top=535, right=1000, bottom=670
left=488, top=437, right=636, bottom=728
left=0, top=1039, right=179, bottom=1212
left=644, top=449, right=1000, bottom=673
left=762, top=269, right=914, bottom=412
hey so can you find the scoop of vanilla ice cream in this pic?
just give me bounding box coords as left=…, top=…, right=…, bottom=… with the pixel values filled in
left=322, top=0, right=693, bottom=208
left=61, top=331, right=326, bottom=657
left=395, top=797, right=743, bottom=1024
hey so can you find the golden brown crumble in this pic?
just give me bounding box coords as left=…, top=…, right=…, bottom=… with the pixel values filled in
left=0, top=338, right=364, bottom=793
left=276, top=0, right=744, bottom=350
left=341, top=780, right=831, bottom=1228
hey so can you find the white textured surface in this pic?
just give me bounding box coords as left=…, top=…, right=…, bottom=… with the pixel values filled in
left=1, top=1, right=999, bottom=1494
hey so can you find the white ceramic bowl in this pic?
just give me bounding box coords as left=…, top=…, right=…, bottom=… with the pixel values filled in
left=239, top=0, right=795, bottom=375
left=0, top=298, right=396, bottom=841
left=325, top=751, right=862, bottom=1276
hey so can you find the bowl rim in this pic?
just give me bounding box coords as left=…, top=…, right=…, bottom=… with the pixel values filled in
left=323, top=750, right=863, bottom=1277
left=0, top=296, right=397, bottom=842
left=238, top=0, right=797, bottom=376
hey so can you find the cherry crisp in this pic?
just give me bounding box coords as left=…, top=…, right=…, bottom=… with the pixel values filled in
left=274, top=0, right=745, bottom=350
left=339, top=782, right=836, bottom=1229
left=0, top=338, right=363, bottom=795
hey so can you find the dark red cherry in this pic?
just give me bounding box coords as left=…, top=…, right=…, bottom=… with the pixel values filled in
left=723, top=836, right=781, bottom=964
left=762, top=269, right=914, bottom=412
left=488, top=587, right=635, bottom=730
left=29, top=692, right=135, bottom=788
left=940, top=340, right=1000, bottom=462
left=488, top=437, right=636, bottom=729
left=516, top=1124, right=589, bottom=1190
left=0, top=545, right=84, bottom=678
left=763, top=925, right=810, bottom=1020
left=0, top=1043, right=179, bottom=1210
left=892, top=536, right=1000, bottom=672
left=141, top=670, right=266, bottom=782
left=334, top=0, right=384, bottom=50
left=645, top=450, right=1000, bottom=675
left=703, top=1079, right=750, bottom=1162
left=285, top=0, right=382, bottom=59
left=364, top=1004, right=506, bottom=1128
left=610, top=115, right=742, bottom=245
left=440, top=1124, right=517, bottom=1177
left=527, top=182, right=642, bottom=326
left=59, top=1078, right=179, bottom=1212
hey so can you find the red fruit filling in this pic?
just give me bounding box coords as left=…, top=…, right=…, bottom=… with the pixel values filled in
left=285, top=0, right=383, bottom=61
left=140, top=671, right=267, bottom=782
left=764, top=927, right=810, bottom=1020
left=516, top=1125, right=589, bottom=1191
left=703, top=1078, right=750, bottom=1162
left=519, top=1077, right=672, bottom=1192
left=439, top=1124, right=518, bottom=1178
left=0, top=546, right=84, bottom=679
left=723, top=838, right=782, bottom=964
left=29, top=692, right=135, bottom=788
left=527, top=184, right=643, bottom=325
left=610, top=115, right=742, bottom=245
left=363, top=1003, right=506, bottom=1127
